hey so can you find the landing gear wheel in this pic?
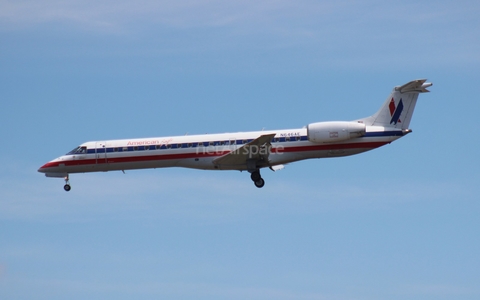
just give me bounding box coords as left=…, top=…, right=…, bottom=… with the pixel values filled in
left=250, top=171, right=261, bottom=181
left=254, top=178, right=265, bottom=188
left=63, top=175, right=71, bottom=192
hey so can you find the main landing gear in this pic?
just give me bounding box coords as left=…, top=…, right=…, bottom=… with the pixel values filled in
left=250, top=170, right=265, bottom=188
left=64, top=175, right=71, bottom=192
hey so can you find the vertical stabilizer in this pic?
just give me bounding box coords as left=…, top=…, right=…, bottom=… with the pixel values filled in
left=360, top=79, right=432, bottom=129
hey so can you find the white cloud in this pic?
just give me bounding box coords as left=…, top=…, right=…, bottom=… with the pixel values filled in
left=0, top=0, right=336, bottom=31
left=1, top=0, right=476, bottom=36
left=1, top=0, right=479, bottom=68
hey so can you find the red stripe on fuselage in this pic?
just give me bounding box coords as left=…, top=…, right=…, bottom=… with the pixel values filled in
left=39, top=141, right=388, bottom=170
left=40, top=151, right=230, bottom=169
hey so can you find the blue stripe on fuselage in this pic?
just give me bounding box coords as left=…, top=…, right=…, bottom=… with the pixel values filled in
left=74, top=132, right=403, bottom=156
left=364, top=131, right=404, bottom=137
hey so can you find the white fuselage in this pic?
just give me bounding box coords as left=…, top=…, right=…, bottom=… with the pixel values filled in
left=37, top=79, right=430, bottom=190
left=38, top=125, right=405, bottom=176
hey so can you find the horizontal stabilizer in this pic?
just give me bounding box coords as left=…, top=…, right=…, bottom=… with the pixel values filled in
left=396, top=79, right=432, bottom=93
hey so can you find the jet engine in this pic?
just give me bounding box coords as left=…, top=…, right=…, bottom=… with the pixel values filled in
left=307, top=121, right=366, bottom=143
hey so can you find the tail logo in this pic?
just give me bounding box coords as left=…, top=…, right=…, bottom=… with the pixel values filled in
left=389, top=98, right=403, bottom=125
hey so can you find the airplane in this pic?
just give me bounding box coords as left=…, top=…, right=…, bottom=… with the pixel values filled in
left=38, top=79, right=432, bottom=191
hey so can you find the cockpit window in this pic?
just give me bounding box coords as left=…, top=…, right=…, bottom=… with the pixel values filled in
left=66, top=146, right=87, bottom=155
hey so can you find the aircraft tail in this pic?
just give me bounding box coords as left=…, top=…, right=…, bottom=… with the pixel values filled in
left=359, top=79, right=432, bottom=129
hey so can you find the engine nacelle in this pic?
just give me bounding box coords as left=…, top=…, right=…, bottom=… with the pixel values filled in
left=307, top=121, right=366, bottom=143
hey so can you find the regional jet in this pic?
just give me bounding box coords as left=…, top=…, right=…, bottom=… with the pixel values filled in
left=38, top=79, right=432, bottom=191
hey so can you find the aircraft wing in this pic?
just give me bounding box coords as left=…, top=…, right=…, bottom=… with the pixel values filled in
left=213, top=133, right=276, bottom=167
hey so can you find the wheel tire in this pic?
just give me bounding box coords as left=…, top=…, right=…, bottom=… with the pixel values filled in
left=250, top=171, right=261, bottom=181
left=254, top=178, right=265, bottom=188
left=64, top=184, right=71, bottom=192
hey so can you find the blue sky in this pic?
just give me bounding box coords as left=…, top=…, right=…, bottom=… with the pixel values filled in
left=1, top=0, right=479, bottom=299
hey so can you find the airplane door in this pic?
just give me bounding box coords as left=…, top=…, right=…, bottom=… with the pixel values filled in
left=95, top=142, right=107, bottom=165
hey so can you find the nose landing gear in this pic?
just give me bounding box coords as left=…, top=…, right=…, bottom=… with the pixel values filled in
left=64, top=175, right=71, bottom=192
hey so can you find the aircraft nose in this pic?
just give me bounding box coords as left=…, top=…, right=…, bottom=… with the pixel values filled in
left=38, top=163, right=48, bottom=173
left=38, top=161, right=56, bottom=173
